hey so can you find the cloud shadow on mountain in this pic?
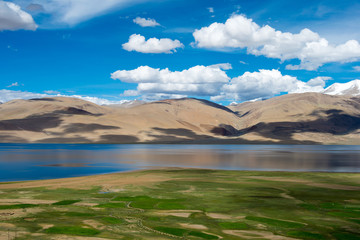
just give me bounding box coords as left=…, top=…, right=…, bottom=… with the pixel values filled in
left=240, top=109, right=360, bottom=141
left=99, top=135, right=139, bottom=143
left=0, top=116, right=62, bottom=132
left=63, top=123, right=120, bottom=133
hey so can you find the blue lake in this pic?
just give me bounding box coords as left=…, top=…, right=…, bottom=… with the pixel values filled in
left=0, top=144, right=359, bottom=181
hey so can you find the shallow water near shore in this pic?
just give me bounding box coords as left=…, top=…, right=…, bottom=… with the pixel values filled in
left=0, top=144, right=359, bottom=181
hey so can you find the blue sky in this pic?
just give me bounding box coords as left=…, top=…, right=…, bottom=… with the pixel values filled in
left=1, top=0, right=360, bottom=104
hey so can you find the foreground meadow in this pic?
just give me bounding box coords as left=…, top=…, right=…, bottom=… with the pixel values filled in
left=0, top=169, right=359, bottom=239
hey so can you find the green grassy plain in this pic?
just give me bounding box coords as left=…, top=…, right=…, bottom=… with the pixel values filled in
left=0, top=169, right=359, bottom=239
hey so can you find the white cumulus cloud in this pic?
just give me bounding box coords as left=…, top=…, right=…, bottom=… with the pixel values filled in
left=112, top=65, right=332, bottom=101
left=111, top=65, right=230, bottom=98
left=122, top=34, right=184, bottom=53
left=0, top=1, right=37, bottom=31
left=306, top=76, right=332, bottom=88
left=193, top=14, right=360, bottom=70
left=133, top=17, right=160, bottom=27
left=211, top=69, right=325, bottom=102
left=209, top=63, right=232, bottom=70
left=0, top=89, right=47, bottom=103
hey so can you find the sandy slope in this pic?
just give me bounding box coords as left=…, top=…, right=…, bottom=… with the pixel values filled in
left=229, top=93, right=360, bottom=144
left=0, top=97, right=242, bottom=143
left=0, top=93, right=359, bottom=144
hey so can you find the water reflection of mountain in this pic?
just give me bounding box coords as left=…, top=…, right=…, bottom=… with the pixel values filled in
left=1, top=145, right=359, bottom=181
left=112, top=147, right=360, bottom=171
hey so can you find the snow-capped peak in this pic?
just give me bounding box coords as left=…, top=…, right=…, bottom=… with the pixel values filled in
left=322, top=80, right=360, bottom=96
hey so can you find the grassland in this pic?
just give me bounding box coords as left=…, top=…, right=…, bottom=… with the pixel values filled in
left=0, top=169, right=359, bottom=239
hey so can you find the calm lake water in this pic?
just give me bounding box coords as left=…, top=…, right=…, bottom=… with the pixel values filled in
left=0, top=144, right=359, bottom=181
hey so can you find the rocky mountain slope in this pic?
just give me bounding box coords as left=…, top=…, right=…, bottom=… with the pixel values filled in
left=0, top=93, right=359, bottom=144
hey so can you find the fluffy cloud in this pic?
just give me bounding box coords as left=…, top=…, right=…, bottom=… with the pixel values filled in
left=0, top=89, right=128, bottom=105
left=122, top=34, right=184, bottom=53
left=111, top=65, right=327, bottom=101
left=210, top=69, right=325, bottom=101
left=209, top=63, right=232, bottom=70
left=0, top=89, right=47, bottom=103
left=0, top=1, right=37, bottom=31
left=306, top=76, right=332, bottom=88
left=0, top=69, right=334, bottom=104
left=71, top=95, right=129, bottom=105
left=111, top=64, right=230, bottom=97
left=193, top=15, right=360, bottom=70
left=133, top=17, right=160, bottom=27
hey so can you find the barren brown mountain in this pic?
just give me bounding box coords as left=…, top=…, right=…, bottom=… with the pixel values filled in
left=229, top=93, right=360, bottom=144
left=0, top=93, right=359, bottom=144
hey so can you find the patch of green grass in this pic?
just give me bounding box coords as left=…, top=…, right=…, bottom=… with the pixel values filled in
left=112, top=195, right=153, bottom=201
left=245, top=216, right=305, bottom=228
left=114, top=195, right=160, bottom=209
left=218, top=221, right=249, bottom=230
left=0, top=204, right=37, bottom=209
left=328, top=211, right=360, bottom=218
left=153, top=226, right=187, bottom=236
left=349, top=219, right=360, bottom=224
left=320, top=202, right=344, bottom=209
left=319, top=202, right=360, bottom=211
left=92, top=192, right=118, bottom=199
left=101, top=217, right=124, bottom=224
left=52, top=200, right=80, bottom=206
left=287, top=231, right=325, bottom=239
left=145, top=216, right=162, bottom=222
left=115, top=195, right=187, bottom=210
left=131, top=200, right=157, bottom=209
left=290, top=187, right=359, bottom=203
left=157, top=201, right=186, bottom=210
left=332, top=231, right=360, bottom=240
left=45, top=226, right=100, bottom=236
left=299, top=203, right=318, bottom=211
left=64, top=212, right=96, bottom=217
left=189, top=231, right=218, bottom=239
left=96, top=202, right=126, bottom=208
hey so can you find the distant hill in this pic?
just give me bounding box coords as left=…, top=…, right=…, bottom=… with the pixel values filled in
left=0, top=93, right=359, bottom=144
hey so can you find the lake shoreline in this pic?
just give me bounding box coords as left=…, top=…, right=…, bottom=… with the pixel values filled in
left=1, top=167, right=360, bottom=184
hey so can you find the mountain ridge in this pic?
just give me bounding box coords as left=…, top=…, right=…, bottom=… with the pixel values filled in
left=0, top=93, right=359, bottom=144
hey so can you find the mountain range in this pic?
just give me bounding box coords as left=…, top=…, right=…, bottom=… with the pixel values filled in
left=0, top=86, right=359, bottom=144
